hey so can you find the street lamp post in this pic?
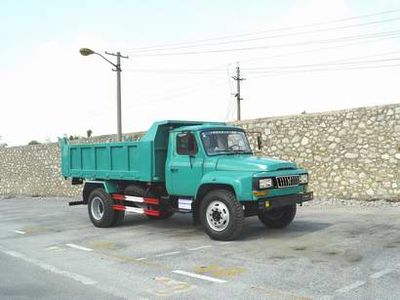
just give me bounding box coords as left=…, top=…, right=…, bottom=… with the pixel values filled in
left=80, top=48, right=129, bottom=142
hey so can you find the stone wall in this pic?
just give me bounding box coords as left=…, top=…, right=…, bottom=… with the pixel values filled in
left=236, top=104, right=400, bottom=201
left=0, top=104, right=399, bottom=200
left=0, top=143, right=76, bottom=197
left=0, top=132, right=145, bottom=198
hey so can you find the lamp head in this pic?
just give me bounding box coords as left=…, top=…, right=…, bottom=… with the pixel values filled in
left=79, top=48, right=95, bottom=56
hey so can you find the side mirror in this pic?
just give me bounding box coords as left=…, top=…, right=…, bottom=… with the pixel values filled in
left=257, top=136, right=262, bottom=150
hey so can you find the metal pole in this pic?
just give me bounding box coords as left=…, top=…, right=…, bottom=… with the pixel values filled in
left=236, top=64, right=241, bottom=121
left=104, top=50, right=128, bottom=141
left=232, top=62, right=245, bottom=121
left=116, top=52, right=122, bottom=141
left=81, top=48, right=128, bottom=141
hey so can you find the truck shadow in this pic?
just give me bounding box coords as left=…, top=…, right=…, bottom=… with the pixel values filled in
left=240, top=219, right=332, bottom=241
left=121, top=214, right=331, bottom=241
left=121, top=213, right=194, bottom=227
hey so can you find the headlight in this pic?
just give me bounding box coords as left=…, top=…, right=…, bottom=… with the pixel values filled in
left=259, top=178, right=273, bottom=189
left=299, top=174, right=308, bottom=184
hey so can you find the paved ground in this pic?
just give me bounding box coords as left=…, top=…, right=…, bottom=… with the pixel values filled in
left=0, top=197, right=399, bottom=300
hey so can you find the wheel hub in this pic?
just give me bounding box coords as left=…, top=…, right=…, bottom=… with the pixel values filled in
left=211, top=210, right=222, bottom=222
left=91, top=196, right=104, bottom=221
left=206, top=201, right=230, bottom=232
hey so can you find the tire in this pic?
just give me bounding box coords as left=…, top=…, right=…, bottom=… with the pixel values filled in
left=125, top=184, right=174, bottom=220
left=88, top=188, right=124, bottom=227
left=258, top=204, right=297, bottom=228
left=111, top=210, right=125, bottom=226
left=200, top=189, right=244, bottom=241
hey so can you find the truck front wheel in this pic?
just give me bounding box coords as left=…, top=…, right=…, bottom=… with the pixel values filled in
left=88, top=188, right=124, bottom=227
left=258, top=204, right=296, bottom=228
left=200, top=189, right=244, bottom=241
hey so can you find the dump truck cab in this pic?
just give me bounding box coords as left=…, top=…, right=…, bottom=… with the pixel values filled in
left=61, top=120, right=313, bottom=240
left=165, top=124, right=251, bottom=197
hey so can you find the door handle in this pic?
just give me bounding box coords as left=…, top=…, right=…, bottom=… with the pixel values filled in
left=170, top=168, right=178, bottom=172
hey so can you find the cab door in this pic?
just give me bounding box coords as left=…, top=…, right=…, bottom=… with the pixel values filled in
left=166, top=132, right=204, bottom=196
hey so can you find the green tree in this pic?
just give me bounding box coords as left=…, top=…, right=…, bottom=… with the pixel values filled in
left=69, top=135, right=81, bottom=141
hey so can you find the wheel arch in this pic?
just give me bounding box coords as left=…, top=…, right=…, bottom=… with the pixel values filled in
left=195, top=172, right=247, bottom=201
left=82, top=181, right=118, bottom=204
left=196, top=183, right=236, bottom=201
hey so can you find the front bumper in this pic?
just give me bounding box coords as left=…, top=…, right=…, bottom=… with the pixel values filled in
left=242, top=192, right=313, bottom=217
left=258, top=191, right=313, bottom=210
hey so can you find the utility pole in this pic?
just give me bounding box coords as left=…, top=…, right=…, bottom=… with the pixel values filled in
left=105, top=51, right=129, bottom=141
left=80, top=48, right=129, bottom=142
left=232, top=62, right=245, bottom=121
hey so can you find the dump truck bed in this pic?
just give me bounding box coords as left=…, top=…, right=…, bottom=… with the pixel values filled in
left=60, top=139, right=157, bottom=182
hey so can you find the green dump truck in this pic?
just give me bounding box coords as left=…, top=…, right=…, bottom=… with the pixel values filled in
left=60, top=120, right=313, bottom=240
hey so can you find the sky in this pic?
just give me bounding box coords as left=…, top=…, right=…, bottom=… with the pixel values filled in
left=1, top=0, right=400, bottom=146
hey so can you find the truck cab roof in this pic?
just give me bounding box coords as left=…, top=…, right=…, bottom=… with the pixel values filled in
left=171, top=124, right=243, bottom=133
left=141, top=120, right=229, bottom=142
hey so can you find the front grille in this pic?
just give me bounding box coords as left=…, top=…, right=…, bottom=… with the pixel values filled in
left=275, top=175, right=300, bottom=188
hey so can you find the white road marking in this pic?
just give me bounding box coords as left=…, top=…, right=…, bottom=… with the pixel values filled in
left=66, top=243, right=93, bottom=252
left=336, top=281, right=365, bottom=294
left=14, top=230, right=26, bottom=235
left=215, top=241, right=232, bottom=246
left=136, top=257, right=147, bottom=261
left=172, top=270, right=227, bottom=283
left=188, top=246, right=212, bottom=251
left=156, top=251, right=181, bottom=257
left=370, top=268, right=394, bottom=279
left=0, top=246, right=96, bottom=285
left=47, top=246, right=61, bottom=251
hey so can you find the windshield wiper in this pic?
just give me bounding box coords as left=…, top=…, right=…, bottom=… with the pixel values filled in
left=208, top=149, right=252, bottom=155
left=225, top=150, right=253, bottom=155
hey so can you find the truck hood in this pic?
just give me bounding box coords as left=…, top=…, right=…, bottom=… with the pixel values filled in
left=215, top=156, right=296, bottom=172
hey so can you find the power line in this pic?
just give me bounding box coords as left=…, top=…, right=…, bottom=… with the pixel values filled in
left=225, top=64, right=236, bottom=121
left=243, top=57, right=400, bottom=72
left=225, top=64, right=234, bottom=121
left=121, top=40, right=400, bottom=77
left=126, top=76, right=230, bottom=106
left=126, top=17, right=400, bottom=54
left=123, top=8, right=400, bottom=52
left=124, top=68, right=224, bottom=73
left=121, top=32, right=400, bottom=73
left=122, top=50, right=400, bottom=74
left=242, top=44, right=400, bottom=66
left=249, top=63, right=400, bottom=78
left=125, top=30, right=400, bottom=57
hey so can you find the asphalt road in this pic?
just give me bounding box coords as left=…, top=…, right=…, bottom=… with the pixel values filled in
left=0, top=197, right=399, bottom=300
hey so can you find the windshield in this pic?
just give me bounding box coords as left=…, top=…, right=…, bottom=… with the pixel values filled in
left=200, top=130, right=252, bottom=155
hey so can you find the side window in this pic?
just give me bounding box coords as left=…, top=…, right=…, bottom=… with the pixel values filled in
left=177, top=133, right=198, bottom=155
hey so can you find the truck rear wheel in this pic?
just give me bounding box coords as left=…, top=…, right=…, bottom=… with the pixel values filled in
left=200, top=189, right=244, bottom=241
left=258, top=204, right=296, bottom=228
left=88, top=188, right=124, bottom=227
